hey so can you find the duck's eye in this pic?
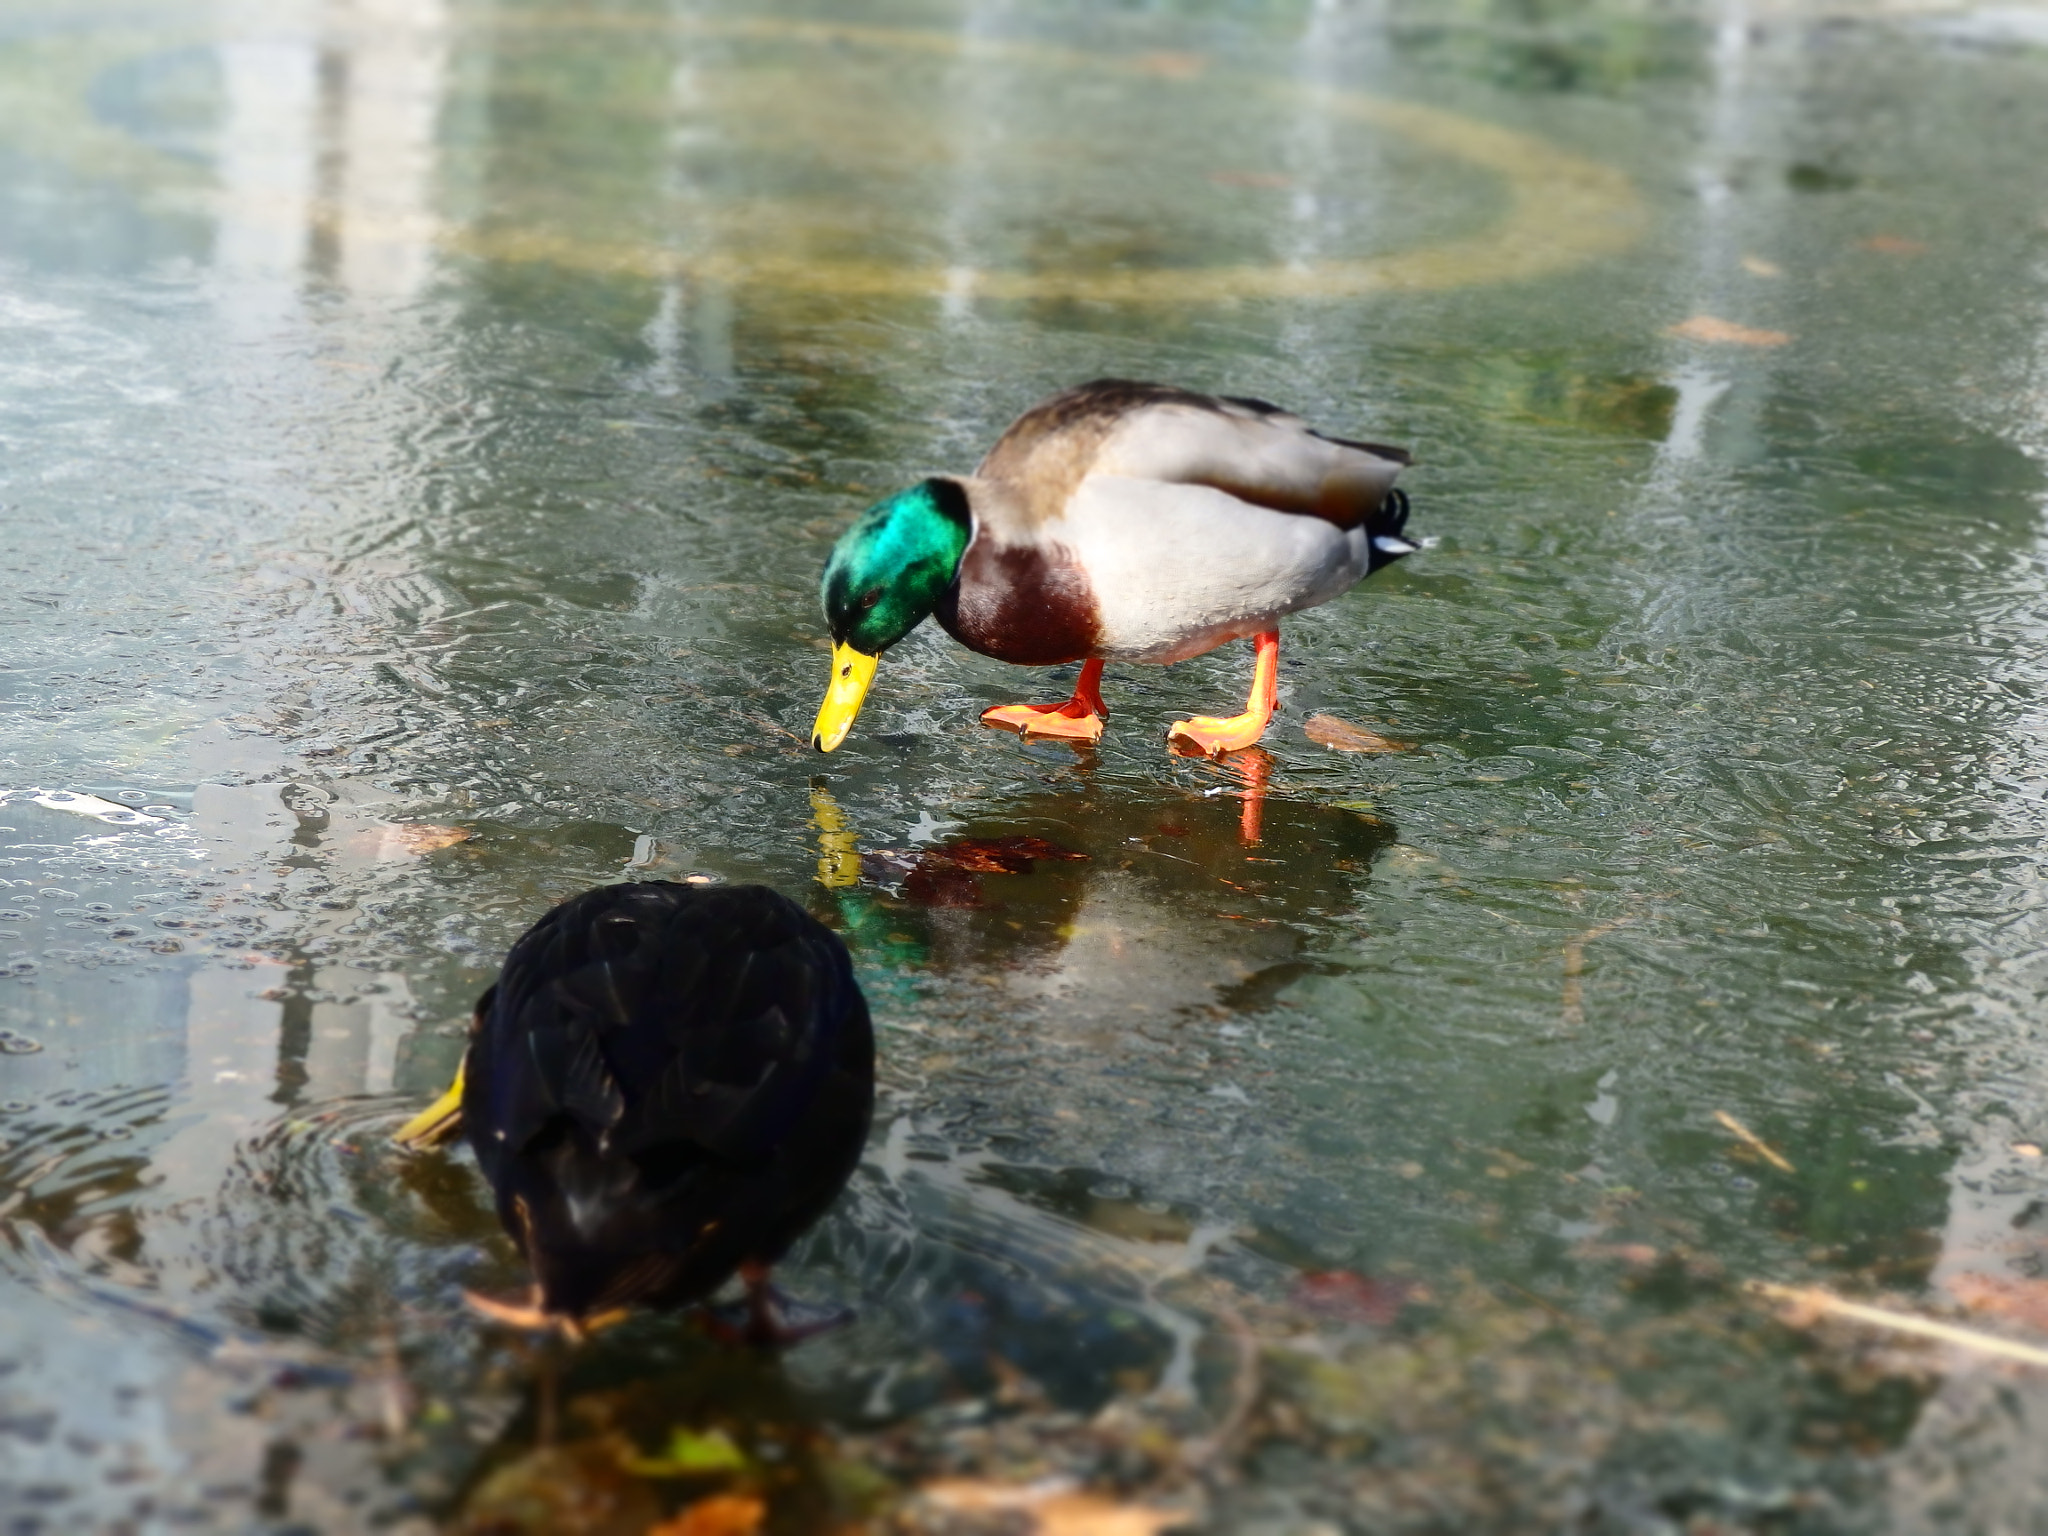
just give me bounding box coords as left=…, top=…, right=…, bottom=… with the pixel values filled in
left=857, top=588, right=883, bottom=612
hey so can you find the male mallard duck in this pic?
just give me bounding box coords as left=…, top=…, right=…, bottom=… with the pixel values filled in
left=394, top=882, right=873, bottom=1341
left=813, top=379, right=1415, bottom=756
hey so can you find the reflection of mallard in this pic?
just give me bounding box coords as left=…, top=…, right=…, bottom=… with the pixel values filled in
left=395, top=883, right=873, bottom=1341
left=805, top=776, right=1397, bottom=1005
left=813, top=379, right=1415, bottom=756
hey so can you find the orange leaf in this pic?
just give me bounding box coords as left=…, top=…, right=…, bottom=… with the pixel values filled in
left=1947, top=1273, right=2048, bottom=1333
left=1667, top=315, right=1791, bottom=347
left=647, top=1494, right=767, bottom=1536
left=388, top=823, right=473, bottom=854
left=1303, top=713, right=1411, bottom=754
left=1131, top=51, right=1205, bottom=79
left=1208, top=170, right=1293, bottom=189
left=340, top=821, right=474, bottom=862
left=1859, top=234, right=1927, bottom=256
left=1291, top=1269, right=1419, bottom=1324
left=922, top=1480, right=1191, bottom=1536
left=1574, top=1242, right=1661, bottom=1268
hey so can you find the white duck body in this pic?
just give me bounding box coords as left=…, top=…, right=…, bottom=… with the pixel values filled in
left=1059, top=475, right=1372, bottom=663
left=932, top=380, right=1412, bottom=668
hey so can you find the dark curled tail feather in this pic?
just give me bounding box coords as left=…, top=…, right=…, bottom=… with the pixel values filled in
left=1365, top=488, right=1417, bottom=575
left=1377, top=487, right=1411, bottom=537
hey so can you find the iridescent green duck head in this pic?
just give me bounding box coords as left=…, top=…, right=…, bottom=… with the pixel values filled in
left=813, top=479, right=971, bottom=751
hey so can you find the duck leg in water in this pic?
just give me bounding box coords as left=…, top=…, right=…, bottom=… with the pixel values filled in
left=1229, top=747, right=1273, bottom=846
left=700, top=1262, right=854, bottom=1348
left=1169, top=630, right=1280, bottom=757
left=462, top=1285, right=629, bottom=1343
left=981, top=658, right=1108, bottom=743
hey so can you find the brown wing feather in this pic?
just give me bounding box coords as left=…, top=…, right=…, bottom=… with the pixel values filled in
left=1314, top=431, right=1414, bottom=466
left=973, top=378, right=1408, bottom=532
left=973, top=380, right=1200, bottom=524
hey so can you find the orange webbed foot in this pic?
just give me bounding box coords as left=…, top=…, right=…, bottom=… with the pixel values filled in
left=980, top=659, right=1107, bottom=744
left=981, top=702, right=1106, bottom=743
left=1168, top=630, right=1280, bottom=759
left=1166, top=713, right=1270, bottom=757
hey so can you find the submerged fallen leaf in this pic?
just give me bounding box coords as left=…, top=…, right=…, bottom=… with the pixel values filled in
left=453, top=1438, right=660, bottom=1535
left=1303, top=714, right=1411, bottom=754
left=1208, top=169, right=1293, bottom=189
left=393, top=822, right=472, bottom=854
left=1740, top=254, right=1783, bottom=277
left=1859, top=233, right=1927, bottom=256
left=620, top=1426, right=751, bottom=1478
left=646, top=1494, right=766, bottom=1536
left=351, top=822, right=473, bottom=860
left=1132, top=51, right=1205, bottom=79
left=1575, top=1242, right=1662, bottom=1268
left=1947, top=1273, right=2048, bottom=1334
left=1290, top=1269, right=1420, bottom=1326
left=921, top=1480, right=1190, bottom=1536
left=1667, top=315, right=1792, bottom=347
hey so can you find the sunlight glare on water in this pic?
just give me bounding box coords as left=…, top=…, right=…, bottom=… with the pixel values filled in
left=8, top=0, right=2048, bottom=1528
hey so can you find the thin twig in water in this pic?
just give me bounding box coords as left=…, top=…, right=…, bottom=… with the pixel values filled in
left=1748, top=1281, right=2048, bottom=1368
left=743, top=709, right=805, bottom=743
left=1182, top=1302, right=1259, bottom=1470
left=1714, top=1110, right=1796, bottom=1174
left=1561, top=917, right=1632, bottom=1027
left=376, top=1322, right=411, bottom=1438
left=1500, top=1280, right=1572, bottom=1324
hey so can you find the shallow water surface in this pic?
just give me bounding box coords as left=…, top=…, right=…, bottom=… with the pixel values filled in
left=9, top=0, right=2048, bottom=1529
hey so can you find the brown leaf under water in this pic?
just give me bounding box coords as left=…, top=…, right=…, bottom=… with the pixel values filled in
left=452, top=1438, right=660, bottom=1535
left=1667, top=315, right=1792, bottom=347
left=393, top=823, right=472, bottom=854
left=1131, top=51, right=1205, bottom=79
left=1947, top=1273, right=2048, bottom=1334
left=1575, top=1242, right=1663, bottom=1268
left=1208, top=169, right=1293, bottom=189
left=340, top=821, right=474, bottom=862
left=645, top=1494, right=766, bottom=1536
left=1289, top=1270, right=1420, bottom=1326
left=1303, top=713, right=1411, bottom=754
left=1860, top=233, right=1928, bottom=256
left=920, top=1480, right=1190, bottom=1536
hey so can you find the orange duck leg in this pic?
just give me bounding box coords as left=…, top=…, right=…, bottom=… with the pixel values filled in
left=980, top=658, right=1108, bottom=744
left=1168, top=630, right=1280, bottom=758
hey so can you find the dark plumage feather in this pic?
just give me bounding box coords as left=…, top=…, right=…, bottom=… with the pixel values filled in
left=1365, top=487, right=1417, bottom=575
left=461, top=882, right=873, bottom=1321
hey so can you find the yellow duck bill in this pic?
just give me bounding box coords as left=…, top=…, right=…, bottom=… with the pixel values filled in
left=813, top=644, right=878, bottom=752
left=393, top=1060, right=466, bottom=1148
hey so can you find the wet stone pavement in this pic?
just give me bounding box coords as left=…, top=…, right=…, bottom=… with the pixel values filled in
left=11, top=0, right=2048, bottom=1530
